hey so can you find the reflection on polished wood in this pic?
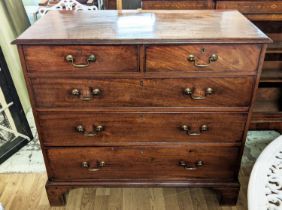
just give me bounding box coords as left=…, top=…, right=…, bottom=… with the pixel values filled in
left=0, top=168, right=250, bottom=210
left=14, top=10, right=270, bottom=45
left=141, top=0, right=282, bottom=133
left=15, top=10, right=270, bottom=206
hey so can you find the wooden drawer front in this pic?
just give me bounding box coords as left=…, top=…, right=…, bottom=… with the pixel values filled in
left=146, top=45, right=260, bottom=72
left=31, top=77, right=254, bottom=108
left=142, top=1, right=212, bottom=9
left=47, top=146, right=239, bottom=180
left=39, top=112, right=247, bottom=146
left=216, top=1, right=282, bottom=14
left=23, top=45, right=138, bottom=73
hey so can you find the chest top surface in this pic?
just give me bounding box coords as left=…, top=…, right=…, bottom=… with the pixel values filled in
left=15, top=10, right=271, bottom=45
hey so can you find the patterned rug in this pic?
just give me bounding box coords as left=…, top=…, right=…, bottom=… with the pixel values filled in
left=0, top=110, right=45, bottom=173
left=0, top=110, right=280, bottom=173
left=243, top=130, right=280, bottom=167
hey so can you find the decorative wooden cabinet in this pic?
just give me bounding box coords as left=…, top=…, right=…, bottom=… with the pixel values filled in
left=142, top=0, right=214, bottom=9
left=104, top=0, right=117, bottom=9
left=142, top=0, right=282, bottom=132
left=14, top=10, right=270, bottom=206
left=232, top=3, right=282, bottom=132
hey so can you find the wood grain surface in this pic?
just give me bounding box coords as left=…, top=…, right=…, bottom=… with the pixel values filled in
left=14, top=10, right=270, bottom=206
left=216, top=1, right=282, bottom=14
left=146, top=44, right=261, bottom=72
left=14, top=10, right=271, bottom=45
left=0, top=168, right=250, bottom=210
left=30, top=77, right=255, bottom=108
left=23, top=45, right=139, bottom=73
left=38, top=112, right=247, bottom=146
left=46, top=145, right=240, bottom=180
left=142, top=0, right=214, bottom=9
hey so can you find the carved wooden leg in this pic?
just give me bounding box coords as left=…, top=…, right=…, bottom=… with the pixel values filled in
left=213, top=186, right=240, bottom=206
left=45, top=184, right=70, bottom=206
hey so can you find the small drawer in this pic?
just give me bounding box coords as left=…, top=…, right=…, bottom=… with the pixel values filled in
left=39, top=112, right=247, bottom=146
left=31, top=77, right=255, bottom=108
left=23, top=45, right=138, bottom=73
left=46, top=145, right=239, bottom=181
left=146, top=44, right=261, bottom=72
left=216, top=1, right=282, bottom=14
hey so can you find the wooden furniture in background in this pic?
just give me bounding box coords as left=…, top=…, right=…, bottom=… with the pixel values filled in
left=104, top=0, right=122, bottom=9
left=142, top=0, right=282, bottom=132
left=232, top=3, right=282, bottom=132
left=14, top=10, right=270, bottom=206
left=142, top=0, right=214, bottom=9
left=104, top=0, right=116, bottom=8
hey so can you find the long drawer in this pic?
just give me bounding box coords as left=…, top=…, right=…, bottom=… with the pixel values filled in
left=146, top=44, right=261, bottom=72
left=39, top=112, right=247, bottom=146
left=31, top=77, right=255, bottom=108
left=23, top=45, right=139, bottom=73
left=46, top=145, right=239, bottom=181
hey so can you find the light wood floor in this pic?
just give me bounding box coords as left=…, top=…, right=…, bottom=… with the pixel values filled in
left=0, top=167, right=251, bottom=210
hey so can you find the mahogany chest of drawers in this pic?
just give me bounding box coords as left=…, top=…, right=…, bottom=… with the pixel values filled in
left=15, top=10, right=271, bottom=206
left=142, top=1, right=282, bottom=133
